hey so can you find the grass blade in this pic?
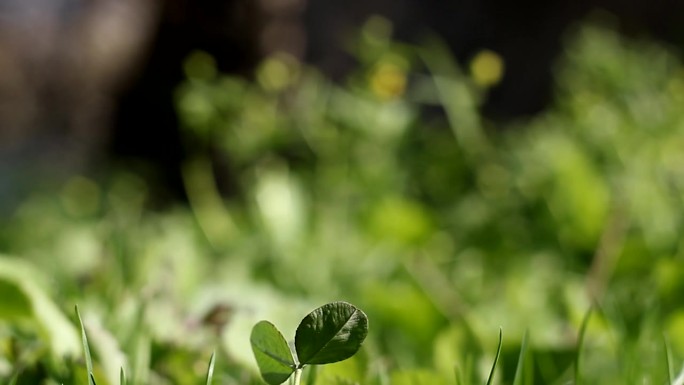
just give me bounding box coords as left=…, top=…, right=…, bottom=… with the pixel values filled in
left=512, top=330, right=529, bottom=385
left=120, top=367, right=127, bottom=385
left=664, top=334, right=674, bottom=384
left=485, top=328, right=503, bottom=385
left=76, top=305, right=97, bottom=385
left=8, top=373, right=18, bottom=385
left=575, top=307, right=593, bottom=385
left=205, top=351, right=216, bottom=385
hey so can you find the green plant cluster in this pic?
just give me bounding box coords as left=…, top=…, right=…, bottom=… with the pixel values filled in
left=1, top=18, right=684, bottom=384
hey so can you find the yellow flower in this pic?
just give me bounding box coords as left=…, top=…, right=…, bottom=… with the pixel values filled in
left=470, top=49, right=505, bottom=88
left=369, top=61, right=407, bottom=100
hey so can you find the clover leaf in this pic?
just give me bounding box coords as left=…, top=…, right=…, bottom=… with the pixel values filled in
left=250, top=301, right=369, bottom=385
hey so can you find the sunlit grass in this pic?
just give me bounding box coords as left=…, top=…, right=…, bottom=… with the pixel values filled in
left=2, top=19, right=684, bottom=384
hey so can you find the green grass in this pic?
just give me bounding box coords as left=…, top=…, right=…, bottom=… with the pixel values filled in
left=205, top=352, right=215, bottom=385
left=484, top=329, right=502, bottom=385
left=76, top=306, right=97, bottom=385
left=2, top=17, right=684, bottom=384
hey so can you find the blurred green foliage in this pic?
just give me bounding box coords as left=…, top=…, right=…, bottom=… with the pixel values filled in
left=2, top=18, right=684, bottom=384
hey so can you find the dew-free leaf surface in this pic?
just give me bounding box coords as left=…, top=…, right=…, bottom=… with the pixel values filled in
left=251, top=321, right=295, bottom=385
left=295, top=301, right=369, bottom=365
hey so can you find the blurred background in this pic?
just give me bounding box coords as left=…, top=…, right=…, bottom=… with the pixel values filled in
left=3, top=0, right=684, bottom=384
left=4, top=0, right=684, bottom=204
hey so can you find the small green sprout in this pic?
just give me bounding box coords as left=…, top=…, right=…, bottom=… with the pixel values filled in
left=250, top=301, right=369, bottom=385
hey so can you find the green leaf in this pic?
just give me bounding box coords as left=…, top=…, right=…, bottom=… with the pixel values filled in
left=0, top=256, right=80, bottom=358
left=295, top=301, right=368, bottom=365
left=250, top=320, right=295, bottom=385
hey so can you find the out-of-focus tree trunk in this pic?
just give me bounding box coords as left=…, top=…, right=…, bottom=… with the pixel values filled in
left=0, top=0, right=266, bottom=207
left=0, top=0, right=160, bottom=209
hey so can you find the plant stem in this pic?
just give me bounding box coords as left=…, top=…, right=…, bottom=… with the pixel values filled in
left=292, top=368, right=303, bottom=385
